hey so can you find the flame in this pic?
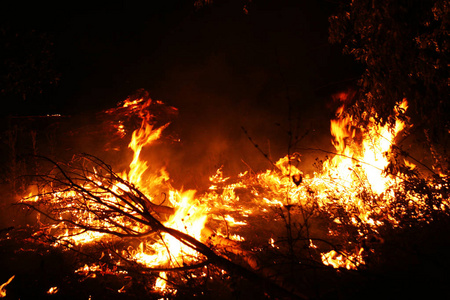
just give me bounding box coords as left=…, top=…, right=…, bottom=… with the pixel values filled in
left=47, top=286, right=59, bottom=295
left=196, top=96, right=436, bottom=270
left=324, top=99, right=407, bottom=195
left=117, top=99, right=208, bottom=290
left=21, top=97, right=210, bottom=293
left=361, top=100, right=408, bottom=194
left=126, top=121, right=169, bottom=186
left=0, top=275, right=14, bottom=298
left=20, top=90, right=448, bottom=296
left=132, top=190, right=208, bottom=269
left=321, top=249, right=364, bottom=270
left=154, top=272, right=167, bottom=294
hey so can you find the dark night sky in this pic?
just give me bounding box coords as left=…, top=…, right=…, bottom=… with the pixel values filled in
left=2, top=0, right=362, bottom=186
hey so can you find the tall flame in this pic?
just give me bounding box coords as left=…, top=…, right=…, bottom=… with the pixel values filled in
left=116, top=98, right=208, bottom=292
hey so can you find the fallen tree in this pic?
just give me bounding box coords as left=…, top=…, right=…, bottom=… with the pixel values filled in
left=19, top=154, right=307, bottom=299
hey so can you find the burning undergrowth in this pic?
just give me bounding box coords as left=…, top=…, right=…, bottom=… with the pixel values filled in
left=1, top=90, right=449, bottom=299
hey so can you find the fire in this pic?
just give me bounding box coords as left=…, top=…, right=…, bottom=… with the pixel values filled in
left=17, top=96, right=210, bottom=295
left=125, top=119, right=169, bottom=187
left=315, top=99, right=409, bottom=216
left=198, top=96, right=444, bottom=270
left=47, top=286, right=59, bottom=295
left=131, top=190, right=208, bottom=292
left=116, top=99, right=208, bottom=291
left=321, top=249, right=364, bottom=270
left=361, top=100, right=408, bottom=194
left=0, top=275, right=14, bottom=298
left=19, top=91, right=449, bottom=297
left=324, top=99, right=408, bottom=195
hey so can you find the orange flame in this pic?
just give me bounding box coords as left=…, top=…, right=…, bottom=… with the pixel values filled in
left=21, top=89, right=447, bottom=294
left=0, top=275, right=14, bottom=298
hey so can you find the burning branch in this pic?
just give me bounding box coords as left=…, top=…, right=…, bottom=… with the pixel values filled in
left=20, top=154, right=307, bottom=299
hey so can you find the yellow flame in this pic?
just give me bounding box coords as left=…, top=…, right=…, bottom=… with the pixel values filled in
left=126, top=122, right=169, bottom=188
left=47, top=287, right=59, bottom=295
left=0, top=275, right=15, bottom=298
left=154, top=272, right=167, bottom=293
left=321, top=249, right=364, bottom=270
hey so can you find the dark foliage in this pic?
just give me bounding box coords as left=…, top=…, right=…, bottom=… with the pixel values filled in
left=329, top=0, right=449, bottom=171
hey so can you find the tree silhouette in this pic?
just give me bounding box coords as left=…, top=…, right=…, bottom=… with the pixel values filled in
left=329, top=0, right=449, bottom=172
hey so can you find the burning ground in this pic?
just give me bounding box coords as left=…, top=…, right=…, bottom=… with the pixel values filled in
left=0, top=90, right=449, bottom=299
